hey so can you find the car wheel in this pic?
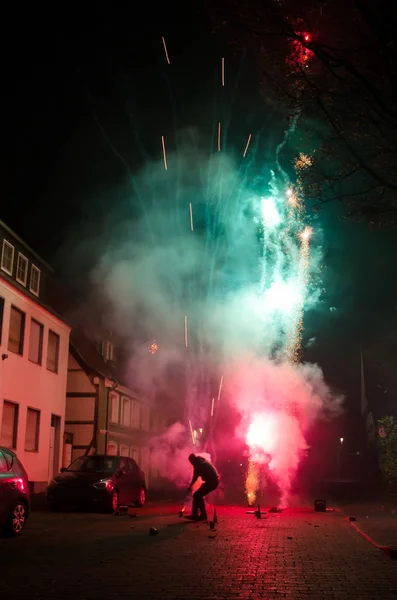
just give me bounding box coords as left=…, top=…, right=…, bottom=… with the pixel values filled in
left=108, top=489, right=119, bottom=513
left=3, top=501, right=27, bottom=536
left=135, top=487, right=146, bottom=507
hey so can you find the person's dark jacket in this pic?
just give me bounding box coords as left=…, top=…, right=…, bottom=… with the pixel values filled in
left=189, top=457, right=219, bottom=488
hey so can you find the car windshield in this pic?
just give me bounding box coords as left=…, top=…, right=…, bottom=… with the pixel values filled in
left=67, top=456, right=119, bottom=474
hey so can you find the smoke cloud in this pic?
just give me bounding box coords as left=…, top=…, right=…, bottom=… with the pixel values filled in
left=90, top=132, right=341, bottom=502
left=149, top=422, right=211, bottom=490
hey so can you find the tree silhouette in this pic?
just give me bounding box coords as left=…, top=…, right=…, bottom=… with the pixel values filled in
left=210, top=0, right=397, bottom=224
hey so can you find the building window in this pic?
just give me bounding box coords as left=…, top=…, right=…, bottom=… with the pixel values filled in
left=121, top=397, right=131, bottom=426
left=16, top=253, right=28, bottom=286
left=47, top=330, right=60, bottom=373
left=1, top=240, right=14, bottom=276
left=29, top=264, right=41, bottom=296
left=131, top=402, right=141, bottom=429
left=28, top=319, right=43, bottom=365
left=8, top=306, right=25, bottom=355
left=0, top=296, right=4, bottom=345
left=0, top=401, right=19, bottom=449
left=141, top=405, right=150, bottom=432
left=130, top=447, right=139, bottom=463
left=107, top=441, right=118, bottom=456
left=25, top=408, right=40, bottom=452
left=119, top=444, right=129, bottom=457
left=110, top=392, right=119, bottom=424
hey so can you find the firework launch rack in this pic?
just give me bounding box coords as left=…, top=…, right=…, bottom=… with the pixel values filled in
left=246, top=505, right=267, bottom=519
left=246, top=505, right=283, bottom=518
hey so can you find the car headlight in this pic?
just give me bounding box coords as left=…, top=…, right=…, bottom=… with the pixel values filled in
left=93, top=478, right=113, bottom=490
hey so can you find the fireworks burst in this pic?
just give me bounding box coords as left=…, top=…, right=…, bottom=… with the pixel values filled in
left=148, top=341, right=159, bottom=355
left=94, top=33, right=326, bottom=505
left=295, top=152, right=313, bottom=171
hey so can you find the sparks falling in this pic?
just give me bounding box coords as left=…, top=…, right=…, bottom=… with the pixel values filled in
left=189, top=202, right=194, bottom=231
left=161, top=36, right=170, bottom=65
left=161, top=135, right=168, bottom=170
left=243, top=134, right=252, bottom=157
left=184, top=315, right=188, bottom=348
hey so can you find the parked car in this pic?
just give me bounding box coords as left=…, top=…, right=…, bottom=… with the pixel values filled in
left=0, top=447, right=30, bottom=536
left=47, top=455, right=146, bottom=512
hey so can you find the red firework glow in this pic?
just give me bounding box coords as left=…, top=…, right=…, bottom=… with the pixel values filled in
left=287, top=30, right=314, bottom=69
left=149, top=341, right=159, bottom=354
left=229, top=359, right=341, bottom=508
left=245, top=411, right=307, bottom=507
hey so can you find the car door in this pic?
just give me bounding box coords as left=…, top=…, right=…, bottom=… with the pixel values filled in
left=0, top=450, right=14, bottom=523
left=117, top=458, right=132, bottom=505
left=128, top=458, right=142, bottom=503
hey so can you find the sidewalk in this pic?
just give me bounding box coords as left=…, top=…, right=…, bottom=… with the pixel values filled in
left=339, top=498, right=397, bottom=551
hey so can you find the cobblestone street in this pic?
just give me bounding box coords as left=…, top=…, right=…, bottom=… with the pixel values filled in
left=1, top=505, right=397, bottom=599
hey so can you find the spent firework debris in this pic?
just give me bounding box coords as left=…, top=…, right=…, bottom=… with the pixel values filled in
left=243, top=133, right=252, bottom=158
left=161, top=36, right=170, bottom=65
left=218, top=122, right=221, bottom=151
left=217, top=374, right=224, bottom=403
left=210, top=397, right=215, bottom=417
left=161, top=136, right=168, bottom=170
left=221, top=57, right=225, bottom=87
left=184, top=315, right=188, bottom=347
left=189, top=202, right=194, bottom=231
left=148, top=341, right=159, bottom=355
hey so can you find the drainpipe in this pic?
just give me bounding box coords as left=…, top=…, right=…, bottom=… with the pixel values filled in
left=85, top=375, right=101, bottom=456
left=105, top=379, right=118, bottom=453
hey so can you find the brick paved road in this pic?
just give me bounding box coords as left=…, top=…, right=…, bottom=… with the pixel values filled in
left=1, top=505, right=397, bottom=599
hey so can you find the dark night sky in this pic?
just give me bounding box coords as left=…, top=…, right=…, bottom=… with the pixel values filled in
left=2, top=3, right=397, bottom=417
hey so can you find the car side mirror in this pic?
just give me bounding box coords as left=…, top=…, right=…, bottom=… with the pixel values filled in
left=60, top=467, right=67, bottom=472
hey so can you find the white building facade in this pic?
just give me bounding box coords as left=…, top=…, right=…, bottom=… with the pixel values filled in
left=65, top=329, right=161, bottom=489
left=0, top=222, right=70, bottom=493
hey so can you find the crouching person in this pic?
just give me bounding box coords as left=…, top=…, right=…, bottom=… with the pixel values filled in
left=186, top=453, right=219, bottom=521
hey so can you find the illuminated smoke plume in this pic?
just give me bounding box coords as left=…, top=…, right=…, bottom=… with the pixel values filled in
left=149, top=422, right=211, bottom=489
left=230, top=360, right=342, bottom=506
left=86, top=37, right=340, bottom=501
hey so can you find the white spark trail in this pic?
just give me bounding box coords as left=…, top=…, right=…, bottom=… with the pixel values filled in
left=161, top=136, right=168, bottom=170
left=243, top=134, right=252, bottom=157
left=217, top=374, right=224, bottom=403
left=162, top=36, right=170, bottom=65
left=189, top=202, right=194, bottom=231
